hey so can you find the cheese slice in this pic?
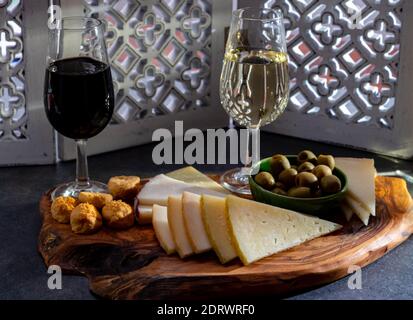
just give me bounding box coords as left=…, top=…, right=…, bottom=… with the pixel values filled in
left=226, top=195, right=342, bottom=265
left=345, top=196, right=370, bottom=226
left=137, top=205, right=153, bottom=224
left=201, top=195, right=237, bottom=264
left=167, top=195, right=194, bottom=258
left=182, top=192, right=212, bottom=253
left=138, top=174, right=226, bottom=207
left=336, top=158, right=376, bottom=217
left=340, top=200, right=354, bottom=222
left=152, top=205, right=176, bottom=254
left=167, top=166, right=229, bottom=194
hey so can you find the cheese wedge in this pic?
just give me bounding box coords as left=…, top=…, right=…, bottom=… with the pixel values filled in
left=336, top=158, right=376, bottom=216
left=226, top=195, right=342, bottom=265
left=345, top=196, right=370, bottom=226
left=152, top=205, right=176, bottom=254
left=138, top=174, right=226, bottom=207
left=340, top=200, right=354, bottom=222
left=137, top=205, right=153, bottom=224
left=138, top=174, right=189, bottom=206
left=167, top=195, right=194, bottom=258
left=201, top=195, right=237, bottom=264
left=167, top=166, right=230, bottom=194
left=182, top=192, right=212, bottom=253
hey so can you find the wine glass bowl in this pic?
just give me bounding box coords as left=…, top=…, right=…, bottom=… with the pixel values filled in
left=44, top=17, right=115, bottom=199
left=219, top=8, right=290, bottom=195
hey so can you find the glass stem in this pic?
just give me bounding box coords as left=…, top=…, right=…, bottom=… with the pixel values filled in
left=242, top=127, right=260, bottom=176
left=75, top=139, right=90, bottom=188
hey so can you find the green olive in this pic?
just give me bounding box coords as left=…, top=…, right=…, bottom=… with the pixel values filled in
left=320, top=175, right=341, bottom=194
left=269, top=155, right=290, bottom=178
left=297, top=150, right=317, bottom=164
left=272, top=187, right=287, bottom=196
left=278, top=168, right=298, bottom=188
left=312, top=165, right=332, bottom=180
left=287, top=187, right=312, bottom=198
left=254, top=172, right=275, bottom=190
left=298, top=161, right=315, bottom=173
left=295, top=172, right=318, bottom=189
left=274, top=181, right=287, bottom=191
left=291, top=165, right=298, bottom=171
left=317, top=154, right=335, bottom=170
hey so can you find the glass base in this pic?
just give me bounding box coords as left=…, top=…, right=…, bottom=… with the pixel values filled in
left=220, top=167, right=252, bottom=195
left=51, top=181, right=108, bottom=200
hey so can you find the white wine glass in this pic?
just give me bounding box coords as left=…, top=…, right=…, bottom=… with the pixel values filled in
left=220, top=7, right=290, bottom=195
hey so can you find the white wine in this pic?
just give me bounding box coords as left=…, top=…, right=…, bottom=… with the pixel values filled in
left=220, top=49, right=289, bottom=128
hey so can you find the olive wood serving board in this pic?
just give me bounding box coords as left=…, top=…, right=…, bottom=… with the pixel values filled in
left=38, top=176, right=413, bottom=300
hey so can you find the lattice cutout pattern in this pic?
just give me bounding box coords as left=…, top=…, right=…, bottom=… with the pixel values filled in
left=264, top=0, right=403, bottom=129
left=0, top=0, right=26, bottom=140
left=84, top=0, right=212, bottom=124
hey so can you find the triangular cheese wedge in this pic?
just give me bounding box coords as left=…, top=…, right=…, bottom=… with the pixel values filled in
left=201, top=195, right=237, bottom=264
left=152, top=205, right=176, bottom=255
left=336, top=158, right=376, bottom=216
left=182, top=192, right=212, bottom=253
left=226, top=195, right=342, bottom=265
left=167, top=195, right=194, bottom=258
left=167, top=167, right=230, bottom=194
left=345, top=196, right=370, bottom=226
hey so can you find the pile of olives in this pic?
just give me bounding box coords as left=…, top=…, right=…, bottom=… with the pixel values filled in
left=254, top=150, right=342, bottom=198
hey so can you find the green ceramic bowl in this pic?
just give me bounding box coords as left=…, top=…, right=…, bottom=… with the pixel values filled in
left=249, top=156, right=348, bottom=215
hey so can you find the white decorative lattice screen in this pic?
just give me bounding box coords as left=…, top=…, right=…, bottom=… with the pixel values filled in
left=84, top=0, right=212, bottom=123
left=58, top=0, right=229, bottom=160
left=239, top=0, right=413, bottom=158
left=0, top=0, right=26, bottom=140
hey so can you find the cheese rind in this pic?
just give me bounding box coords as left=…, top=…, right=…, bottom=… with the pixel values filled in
left=226, top=195, right=342, bottom=265
left=167, top=195, right=194, bottom=258
left=201, top=195, right=237, bottom=264
left=137, top=205, right=153, bottom=224
left=336, top=158, right=376, bottom=217
left=182, top=192, right=212, bottom=253
left=152, top=205, right=176, bottom=255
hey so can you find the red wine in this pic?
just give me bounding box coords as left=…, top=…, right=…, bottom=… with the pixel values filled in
left=44, top=57, right=115, bottom=140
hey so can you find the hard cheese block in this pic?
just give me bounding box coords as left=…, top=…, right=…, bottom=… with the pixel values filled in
left=168, top=195, right=194, bottom=258
left=336, top=158, right=376, bottom=225
left=137, top=170, right=227, bottom=207
left=182, top=192, right=212, bottom=253
left=137, top=168, right=228, bottom=224
left=167, top=167, right=230, bottom=194
left=201, top=195, right=237, bottom=264
left=226, top=195, right=342, bottom=265
left=152, top=205, right=176, bottom=255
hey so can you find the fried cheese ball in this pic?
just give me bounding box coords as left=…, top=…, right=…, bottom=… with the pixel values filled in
left=78, top=192, right=113, bottom=209
left=102, top=200, right=134, bottom=229
left=70, top=203, right=102, bottom=234
left=108, top=176, right=141, bottom=200
left=51, top=196, right=77, bottom=224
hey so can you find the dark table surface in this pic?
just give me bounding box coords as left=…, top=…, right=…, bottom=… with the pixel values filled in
left=0, top=132, right=412, bottom=300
